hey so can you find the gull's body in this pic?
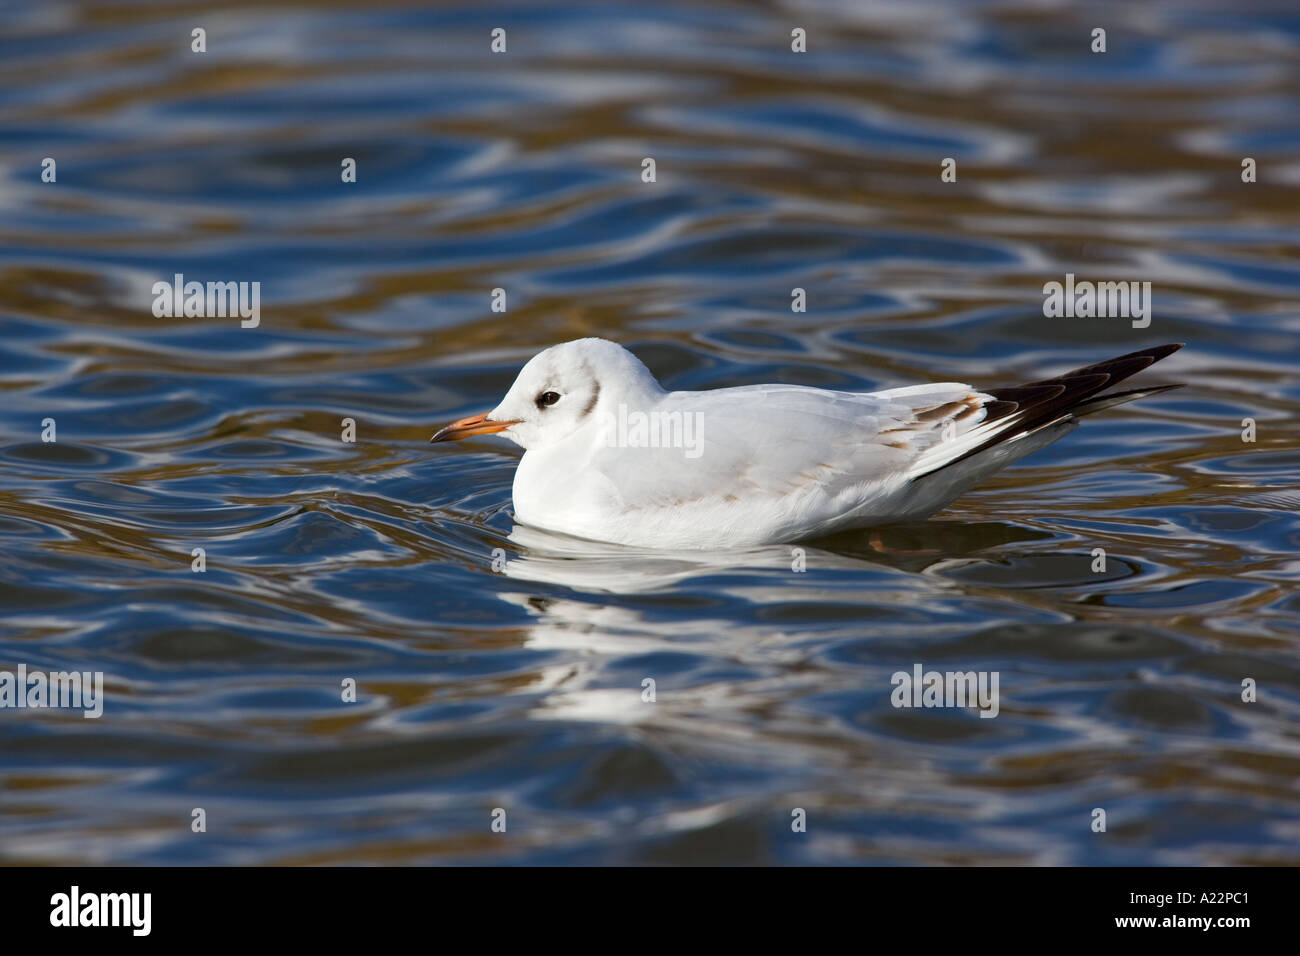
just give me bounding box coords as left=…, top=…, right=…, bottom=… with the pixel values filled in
left=433, top=338, right=1182, bottom=549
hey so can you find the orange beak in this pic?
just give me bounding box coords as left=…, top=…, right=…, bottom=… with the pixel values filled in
left=430, top=412, right=521, bottom=443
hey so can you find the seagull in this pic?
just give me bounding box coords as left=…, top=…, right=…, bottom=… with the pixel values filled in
left=431, top=338, right=1182, bottom=549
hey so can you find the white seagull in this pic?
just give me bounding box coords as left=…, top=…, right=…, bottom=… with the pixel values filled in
left=432, top=339, right=1182, bottom=549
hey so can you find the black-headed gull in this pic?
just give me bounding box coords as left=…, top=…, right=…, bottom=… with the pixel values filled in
left=432, top=339, right=1182, bottom=549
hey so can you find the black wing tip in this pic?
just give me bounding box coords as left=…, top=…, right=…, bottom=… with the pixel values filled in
left=1143, top=342, right=1184, bottom=360
left=921, top=345, right=1184, bottom=477
left=984, top=343, right=1184, bottom=428
left=1061, top=342, right=1183, bottom=378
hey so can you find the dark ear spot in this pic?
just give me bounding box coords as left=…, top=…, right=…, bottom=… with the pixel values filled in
left=580, top=380, right=601, bottom=418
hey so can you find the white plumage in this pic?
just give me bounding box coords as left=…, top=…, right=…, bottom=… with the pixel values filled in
left=432, top=338, right=1181, bottom=549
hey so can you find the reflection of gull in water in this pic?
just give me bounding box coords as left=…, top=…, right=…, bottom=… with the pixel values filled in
left=496, top=522, right=891, bottom=723
left=497, top=518, right=1047, bottom=595
left=491, top=516, right=1077, bottom=725
left=501, top=521, right=877, bottom=594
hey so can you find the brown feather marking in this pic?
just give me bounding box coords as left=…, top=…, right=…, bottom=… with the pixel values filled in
left=914, top=401, right=965, bottom=423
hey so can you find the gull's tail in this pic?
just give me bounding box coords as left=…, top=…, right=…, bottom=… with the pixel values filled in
left=913, top=343, right=1184, bottom=479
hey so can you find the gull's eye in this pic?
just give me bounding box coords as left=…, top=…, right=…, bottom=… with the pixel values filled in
left=536, top=390, right=561, bottom=409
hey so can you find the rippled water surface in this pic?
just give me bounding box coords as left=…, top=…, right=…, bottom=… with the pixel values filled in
left=2, top=0, right=1299, bottom=865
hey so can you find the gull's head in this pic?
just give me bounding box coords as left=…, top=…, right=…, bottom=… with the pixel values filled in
left=431, top=337, right=662, bottom=451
